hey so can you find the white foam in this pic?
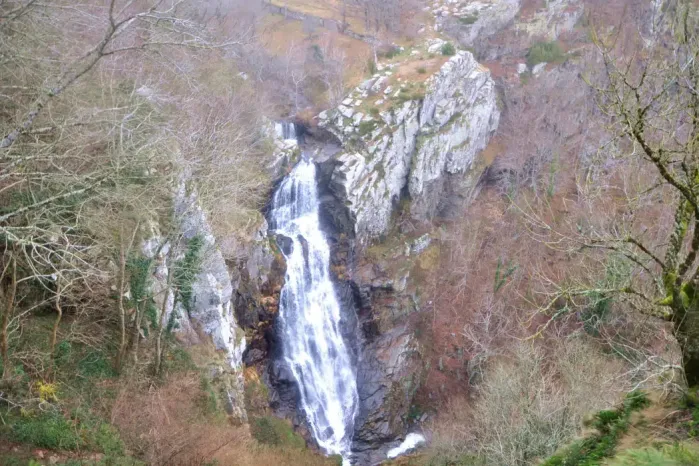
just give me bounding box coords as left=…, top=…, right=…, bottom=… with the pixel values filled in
left=271, top=158, right=359, bottom=462
left=387, top=433, right=426, bottom=459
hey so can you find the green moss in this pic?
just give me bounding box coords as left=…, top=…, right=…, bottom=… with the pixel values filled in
left=439, top=112, right=464, bottom=134
left=174, top=235, right=205, bottom=317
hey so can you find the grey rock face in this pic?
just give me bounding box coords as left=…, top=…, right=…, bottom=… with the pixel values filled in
left=319, top=51, right=499, bottom=239
left=143, top=185, right=250, bottom=423
left=353, top=325, right=423, bottom=463
left=174, top=188, right=247, bottom=373
left=451, top=0, right=521, bottom=47
left=515, top=0, right=584, bottom=40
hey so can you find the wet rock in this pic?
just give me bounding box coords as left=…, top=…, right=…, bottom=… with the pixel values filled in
left=244, top=348, right=266, bottom=365
left=353, top=325, right=424, bottom=462
left=532, top=62, right=547, bottom=76
left=276, top=234, right=294, bottom=256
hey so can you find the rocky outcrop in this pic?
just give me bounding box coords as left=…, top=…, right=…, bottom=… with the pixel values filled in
left=142, top=186, right=249, bottom=422
left=310, top=47, right=498, bottom=459
left=266, top=120, right=302, bottom=180
left=514, top=0, right=584, bottom=40
left=436, top=0, right=521, bottom=46
left=319, top=50, right=499, bottom=239
left=174, top=189, right=248, bottom=374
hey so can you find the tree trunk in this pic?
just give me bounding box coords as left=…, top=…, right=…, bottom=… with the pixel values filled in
left=115, top=224, right=139, bottom=372
left=129, top=302, right=144, bottom=366
left=48, top=288, right=63, bottom=381
left=674, top=297, right=699, bottom=386
left=154, top=247, right=175, bottom=376
left=0, top=256, right=17, bottom=380
left=115, top=233, right=128, bottom=372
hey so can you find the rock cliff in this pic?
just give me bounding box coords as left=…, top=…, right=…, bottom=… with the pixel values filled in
left=310, top=48, right=500, bottom=461
left=319, top=50, right=499, bottom=239
left=143, top=186, right=250, bottom=422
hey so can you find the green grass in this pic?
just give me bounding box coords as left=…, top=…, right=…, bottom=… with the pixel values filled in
left=197, top=376, right=220, bottom=417
left=541, top=391, right=651, bottom=466
left=3, top=408, right=126, bottom=454
left=526, top=41, right=565, bottom=67
left=606, top=443, right=699, bottom=465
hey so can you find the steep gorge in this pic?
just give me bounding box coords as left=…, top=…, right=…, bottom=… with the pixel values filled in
left=5, top=1, right=694, bottom=465
left=222, top=47, right=501, bottom=463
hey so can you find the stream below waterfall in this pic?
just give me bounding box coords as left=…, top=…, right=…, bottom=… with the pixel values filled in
left=270, top=155, right=359, bottom=463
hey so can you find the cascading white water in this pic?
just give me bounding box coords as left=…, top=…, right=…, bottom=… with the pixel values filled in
left=270, top=157, right=359, bottom=462
left=275, top=122, right=297, bottom=141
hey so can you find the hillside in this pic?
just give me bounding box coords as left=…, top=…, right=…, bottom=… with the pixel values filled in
left=2, top=0, right=699, bottom=465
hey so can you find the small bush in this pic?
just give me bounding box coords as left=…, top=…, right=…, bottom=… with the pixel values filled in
left=459, top=14, right=478, bottom=25
left=7, top=407, right=128, bottom=455
left=77, top=350, right=116, bottom=379
left=527, top=41, right=565, bottom=67
left=358, top=120, right=378, bottom=136
left=10, top=411, right=83, bottom=450
left=417, top=66, right=427, bottom=74
left=378, top=45, right=401, bottom=59
left=367, top=58, right=377, bottom=75
left=250, top=416, right=306, bottom=449
left=441, top=42, right=456, bottom=56
left=197, top=376, right=220, bottom=416
left=93, top=422, right=126, bottom=456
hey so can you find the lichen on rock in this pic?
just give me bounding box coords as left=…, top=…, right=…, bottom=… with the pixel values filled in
left=319, top=50, right=499, bottom=240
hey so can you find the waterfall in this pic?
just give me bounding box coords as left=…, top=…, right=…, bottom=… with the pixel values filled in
left=275, top=121, right=297, bottom=141
left=270, top=157, right=359, bottom=462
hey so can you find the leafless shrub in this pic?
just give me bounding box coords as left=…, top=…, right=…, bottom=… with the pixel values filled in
left=430, top=337, right=629, bottom=465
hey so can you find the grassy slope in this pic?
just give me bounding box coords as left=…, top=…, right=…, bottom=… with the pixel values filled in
left=0, top=315, right=334, bottom=466
left=267, top=0, right=369, bottom=34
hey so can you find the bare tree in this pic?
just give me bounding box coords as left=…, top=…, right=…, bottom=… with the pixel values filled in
left=526, top=2, right=699, bottom=386
left=0, top=0, right=266, bottom=381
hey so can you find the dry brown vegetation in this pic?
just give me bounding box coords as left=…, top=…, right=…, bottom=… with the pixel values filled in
left=259, top=13, right=373, bottom=104
left=414, top=2, right=696, bottom=463
left=268, top=0, right=423, bottom=37
left=111, top=371, right=335, bottom=466
left=428, top=340, right=629, bottom=465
